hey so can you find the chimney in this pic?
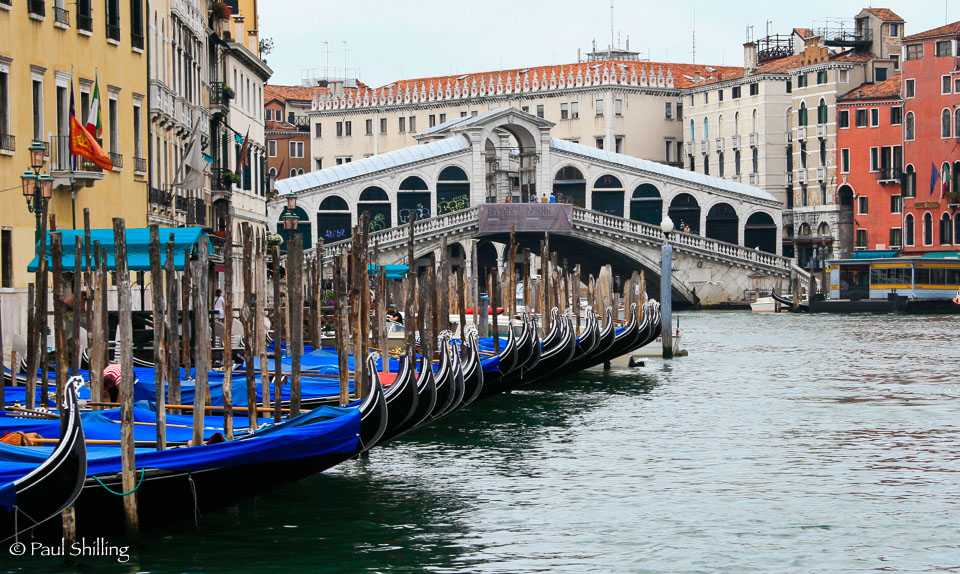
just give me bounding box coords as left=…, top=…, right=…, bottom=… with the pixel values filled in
left=743, top=42, right=758, bottom=75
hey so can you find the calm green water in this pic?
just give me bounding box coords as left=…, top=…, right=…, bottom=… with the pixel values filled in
left=9, top=311, right=960, bottom=573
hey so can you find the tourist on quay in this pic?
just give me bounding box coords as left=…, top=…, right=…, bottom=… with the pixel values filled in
left=214, top=288, right=225, bottom=320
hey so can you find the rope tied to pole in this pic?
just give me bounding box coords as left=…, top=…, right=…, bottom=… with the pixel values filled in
left=92, top=468, right=145, bottom=496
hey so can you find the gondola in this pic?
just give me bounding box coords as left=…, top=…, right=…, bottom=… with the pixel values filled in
left=379, top=353, right=418, bottom=443
left=522, top=313, right=577, bottom=385
left=520, top=316, right=543, bottom=377
left=63, top=363, right=387, bottom=534
left=771, top=291, right=808, bottom=312
left=434, top=340, right=467, bottom=420
left=475, top=326, right=518, bottom=400
left=406, top=353, right=437, bottom=430
left=602, top=304, right=644, bottom=360
left=496, top=318, right=538, bottom=393
left=1, top=378, right=86, bottom=544
left=458, top=332, right=484, bottom=408
left=562, top=309, right=601, bottom=373
left=427, top=338, right=455, bottom=420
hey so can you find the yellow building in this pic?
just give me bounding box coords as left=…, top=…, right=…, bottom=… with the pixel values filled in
left=0, top=0, right=148, bottom=291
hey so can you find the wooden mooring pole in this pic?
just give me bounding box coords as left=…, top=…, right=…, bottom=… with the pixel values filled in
left=289, top=232, right=303, bottom=417
left=192, top=236, right=210, bottom=447
left=148, top=226, right=167, bottom=450
left=222, top=217, right=235, bottom=439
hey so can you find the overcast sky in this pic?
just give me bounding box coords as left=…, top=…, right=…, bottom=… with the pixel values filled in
left=260, top=1, right=956, bottom=88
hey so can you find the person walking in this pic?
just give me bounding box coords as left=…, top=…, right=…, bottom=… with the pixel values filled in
left=213, top=288, right=225, bottom=320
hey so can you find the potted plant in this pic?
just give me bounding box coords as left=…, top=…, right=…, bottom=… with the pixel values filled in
left=266, top=233, right=284, bottom=247
left=947, top=191, right=960, bottom=207
left=221, top=169, right=240, bottom=187
left=211, top=1, right=232, bottom=20
left=222, top=85, right=235, bottom=101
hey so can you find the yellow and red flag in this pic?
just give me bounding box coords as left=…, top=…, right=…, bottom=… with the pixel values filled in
left=70, top=82, right=112, bottom=171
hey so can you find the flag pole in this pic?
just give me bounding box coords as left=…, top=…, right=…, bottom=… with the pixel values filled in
left=70, top=65, right=76, bottom=229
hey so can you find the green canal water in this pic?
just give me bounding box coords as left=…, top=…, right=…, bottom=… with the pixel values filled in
left=8, top=311, right=960, bottom=573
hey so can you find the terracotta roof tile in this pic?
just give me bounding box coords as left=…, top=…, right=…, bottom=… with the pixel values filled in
left=863, top=8, right=904, bottom=22
left=380, top=59, right=741, bottom=92
left=837, top=73, right=901, bottom=101
left=828, top=49, right=873, bottom=63
left=903, top=21, right=960, bottom=42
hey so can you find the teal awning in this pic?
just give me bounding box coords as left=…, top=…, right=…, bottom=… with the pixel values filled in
left=27, top=228, right=211, bottom=272
left=368, top=264, right=408, bottom=280
left=921, top=251, right=960, bottom=258
left=850, top=250, right=899, bottom=259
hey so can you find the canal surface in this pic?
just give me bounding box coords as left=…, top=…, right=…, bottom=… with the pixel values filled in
left=14, top=311, right=960, bottom=573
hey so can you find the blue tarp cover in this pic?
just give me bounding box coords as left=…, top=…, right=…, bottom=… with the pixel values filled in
left=27, top=227, right=211, bottom=272
left=368, top=264, right=409, bottom=279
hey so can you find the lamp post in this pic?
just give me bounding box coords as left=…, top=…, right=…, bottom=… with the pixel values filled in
left=660, top=215, right=674, bottom=359
left=21, top=140, right=54, bottom=249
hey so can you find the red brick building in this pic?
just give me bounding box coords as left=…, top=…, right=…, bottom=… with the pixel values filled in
left=901, top=22, right=960, bottom=253
left=264, top=85, right=318, bottom=182
left=837, top=75, right=904, bottom=252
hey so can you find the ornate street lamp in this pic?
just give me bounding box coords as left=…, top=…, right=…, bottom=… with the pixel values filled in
left=28, top=140, right=46, bottom=171
left=21, top=142, right=54, bottom=247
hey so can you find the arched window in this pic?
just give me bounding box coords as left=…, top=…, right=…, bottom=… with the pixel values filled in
left=319, top=196, right=349, bottom=211
left=905, top=164, right=916, bottom=197
left=689, top=119, right=695, bottom=140
left=734, top=111, right=740, bottom=135
left=954, top=161, right=960, bottom=197
left=798, top=222, right=811, bottom=237
left=398, top=175, right=430, bottom=223
left=667, top=193, right=701, bottom=235
left=745, top=212, right=777, bottom=253
left=941, top=212, right=954, bottom=245
left=358, top=186, right=391, bottom=232
left=718, top=115, right=724, bottom=138
left=905, top=214, right=915, bottom=246
left=436, top=165, right=470, bottom=215
left=268, top=167, right=277, bottom=177
left=942, top=109, right=952, bottom=138
left=317, top=195, right=352, bottom=243
left=704, top=117, right=710, bottom=140
left=630, top=184, right=662, bottom=225
left=718, top=152, right=725, bottom=178
left=943, top=162, right=952, bottom=195
left=955, top=109, right=960, bottom=140
left=923, top=212, right=933, bottom=245
left=799, top=102, right=807, bottom=126
left=591, top=174, right=624, bottom=216
left=817, top=98, right=827, bottom=124
left=554, top=166, right=586, bottom=207
left=735, top=150, right=741, bottom=176
left=289, top=168, right=297, bottom=178
left=298, top=168, right=304, bottom=175
left=752, top=109, right=758, bottom=132
left=705, top=202, right=738, bottom=244
left=752, top=147, right=759, bottom=174
left=905, top=112, right=915, bottom=141
left=955, top=214, right=960, bottom=246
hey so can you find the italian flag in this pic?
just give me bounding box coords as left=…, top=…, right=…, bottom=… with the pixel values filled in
left=85, top=73, right=102, bottom=139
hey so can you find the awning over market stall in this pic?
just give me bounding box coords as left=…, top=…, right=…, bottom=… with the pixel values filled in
left=368, top=264, right=408, bottom=280
left=27, top=228, right=212, bottom=272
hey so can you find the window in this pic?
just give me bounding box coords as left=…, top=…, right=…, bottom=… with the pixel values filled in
left=561, top=103, right=569, bottom=120
left=816, top=70, right=827, bottom=85
left=689, top=155, right=695, bottom=171
left=717, top=89, right=724, bottom=102
left=595, top=99, right=604, bottom=116
left=314, top=158, right=322, bottom=170
left=904, top=78, right=915, bottom=98
left=752, top=147, right=758, bottom=174
left=471, top=111, right=478, bottom=117
left=841, top=148, right=850, bottom=173
left=801, top=142, right=807, bottom=168
left=799, top=102, right=808, bottom=126
left=735, top=150, right=741, bottom=176
left=289, top=168, right=296, bottom=178
left=380, top=118, right=387, bottom=134
left=268, top=140, right=277, bottom=157
left=365, top=119, right=373, bottom=135
left=956, top=78, right=960, bottom=94
left=905, top=214, right=915, bottom=246
left=664, top=102, right=673, bottom=119
left=314, top=123, right=322, bottom=138
left=855, top=229, right=867, bottom=248
left=923, top=212, right=933, bottom=245
left=891, top=195, right=902, bottom=214
left=820, top=140, right=826, bottom=166
left=595, top=137, right=603, bottom=150
left=521, top=106, right=528, bottom=113
left=857, top=196, right=868, bottom=215
left=615, top=99, right=622, bottom=116
left=289, top=141, right=304, bottom=158
left=956, top=109, right=960, bottom=138
left=335, top=156, right=351, bottom=165
left=941, top=213, right=954, bottom=245
left=718, top=152, right=724, bottom=177
left=870, top=147, right=879, bottom=171
left=0, top=229, right=10, bottom=288
left=936, top=40, right=953, bottom=57
left=855, top=109, right=867, bottom=127
left=345, top=121, right=351, bottom=136
left=869, top=108, right=879, bottom=127
left=409, top=116, right=416, bottom=131
left=732, top=86, right=741, bottom=99
left=749, top=83, right=759, bottom=96
left=785, top=80, right=792, bottom=94
left=704, top=117, right=709, bottom=140
left=0, top=65, right=8, bottom=143
left=132, top=100, right=142, bottom=162
left=336, top=121, right=343, bottom=137
left=536, top=104, right=544, bottom=119
left=905, top=112, right=915, bottom=140
left=106, top=0, right=120, bottom=42
left=801, top=185, right=808, bottom=207
left=889, top=228, right=902, bottom=248
left=428, top=114, right=436, bottom=128
left=889, top=23, right=899, bottom=37
left=943, top=109, right=952, bottom=138
left=398, top=117, right=405, bottom=133
left=839, top=70, right=849, bottom=83
left=906, top=44, right=923, bottom=61
left=703, top=92, right=709, bottom=104
left=460, top=111, right=467, bottom=117
left=264, top=109, right=272, bottom=121
left=439, top=113, right=446, bottom=123
left=571, top=102, right=579, bottom=119
left=130, top=0, right=144, bottom=49
left=876, top=68, right=888, bottom=82
left=818, top=99, right=827, bottom=124
left=704, top=156, right=710, bottom=175
left=797, top=73, right=808, bottom=88
left=108, top=96, right=118, bottom=154
left=32, top=77, right=43, bottom=141
left=839, top=110, right=850, bottom=128
left=615, top=136, right=623, bottom=153
left=676, top=102, right=683, bottom=121
left=890, top=106, right=902, bottom=125
left=944, top=75, right=953, bottom=94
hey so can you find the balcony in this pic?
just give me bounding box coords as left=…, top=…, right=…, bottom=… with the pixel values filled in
left=749, top=173, right=759, bottom=185
left=749, top=132, right=758, bottom=147
left=0, top=133, right=13, bottom=153
left=797, top=127, right=807, bottom=141
left=816, top=166, right=826, bottom=181
left=715, top=138, right=724, bottom=152
left=49, top=136, right=104, bottom=189
left=685, top=141, right=694, bottom=156
left=731, top=135, right=741, bottom=149
left=54, top=6, right=69, bottom=26
left=149, top=81, right=175, bottom=122
left=787, top=172, right=794, bottom=185
left=148, top=186, right=172, bottom=208
left=816, top=124, right=827, bottom=139
left=175, top=195, right=189, bottom=212
left=797, top=170, right=808, bottom=184
left=210, top=81, right=233, bottom=108
left=700, top=140, right=709, bottom=154
left=109, top=153, right=123, bottom=170
left=134, top=156, right=147, bottom=174
left=877, top=167, right=902, bottom=184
